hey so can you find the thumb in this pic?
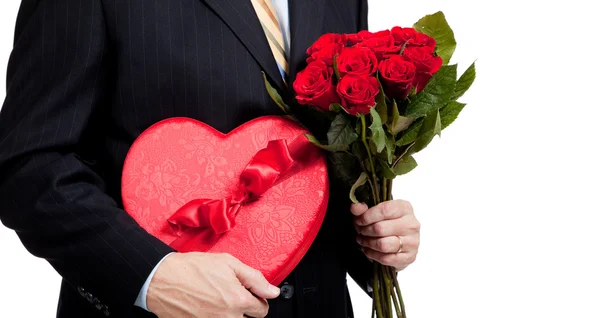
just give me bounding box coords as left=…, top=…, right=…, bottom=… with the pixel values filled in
left=350, top=202, right=369, bottom=216
left=230, top=260, right=280, bottom=299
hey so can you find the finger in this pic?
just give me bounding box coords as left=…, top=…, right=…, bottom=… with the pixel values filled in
left=357, top=219, right=398, bottom=237
left=350, top=202, right=369, bottom=216
left=228, top=259, right=280, bottom=299
left=357, top=214, right=420, bottom=237
left=354, top=200, right=413, bottom=226
left=361, top=247, right=417, bottom=270
left=358, top=234, right=419, bottom=254
left=241, top=293, right=270, bottom=318
left=356, top=235, right=402, bottom=254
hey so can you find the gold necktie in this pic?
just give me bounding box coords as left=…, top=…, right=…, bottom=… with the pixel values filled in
left=250, top=0, right=289, bottom=77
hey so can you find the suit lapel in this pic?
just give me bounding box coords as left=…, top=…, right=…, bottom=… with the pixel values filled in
left=288, top=0, right=325, bottom=85
left=201, top=0, right=286, bottom=91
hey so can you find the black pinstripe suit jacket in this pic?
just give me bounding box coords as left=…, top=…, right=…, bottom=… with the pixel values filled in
left=0, top=1, right=371, bottom=317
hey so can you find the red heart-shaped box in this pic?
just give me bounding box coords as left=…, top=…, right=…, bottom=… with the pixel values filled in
left=122, top=116, right=329, bottom=285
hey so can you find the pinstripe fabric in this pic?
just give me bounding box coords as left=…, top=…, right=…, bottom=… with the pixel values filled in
left=0, top=1, right=369, bottom=317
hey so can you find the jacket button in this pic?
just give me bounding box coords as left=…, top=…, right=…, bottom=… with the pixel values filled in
left=280, top=282, right=294, bottom=299
left=93, top=298, right=103, bottom=310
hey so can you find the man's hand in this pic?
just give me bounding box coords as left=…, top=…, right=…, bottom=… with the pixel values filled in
left=147, top=252, right=280, bottom=318
left=351, top=200, right=421, bottom=271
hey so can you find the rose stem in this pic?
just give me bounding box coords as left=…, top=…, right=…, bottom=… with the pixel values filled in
left=390, top=281, right=402, bottom=318
left=360, top=115, right=379, bottom=204
left=378, top=264, right=390, bottom=318
left=390, top=266, right=406, bottom=318
left=382, top=177, right=388, bottom=202
left=382, top=262, right=393, bottom=317
left=382, top=178, right=399, bottom=317
left=372, top=299, right=376, bottom=318
left=373, top=263, right=383, bottom=318
left=380, top=178, right=393, bottom=316
left=386, top=178, right=405, bottom=318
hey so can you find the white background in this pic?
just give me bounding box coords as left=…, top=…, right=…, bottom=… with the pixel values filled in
left=1, top=0, right=599, bottom=317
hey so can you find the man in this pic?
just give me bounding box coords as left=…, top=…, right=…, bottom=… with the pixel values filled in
left=0, top=0, right=421, bottom=317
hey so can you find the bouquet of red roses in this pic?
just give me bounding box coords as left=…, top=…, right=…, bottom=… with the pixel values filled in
left=264, top=11, right=475, bottom=318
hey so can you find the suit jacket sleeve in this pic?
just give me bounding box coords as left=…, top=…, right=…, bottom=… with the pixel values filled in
left=0, top=1, right=174, bottom=315
left=358, top=0, right=369, bottom=31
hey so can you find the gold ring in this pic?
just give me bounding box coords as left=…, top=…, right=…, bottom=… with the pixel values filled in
left=397, top=236, right=404, bottom=254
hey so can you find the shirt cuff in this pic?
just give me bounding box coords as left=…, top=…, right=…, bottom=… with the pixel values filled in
left=134, top=252, right=174, bottom=312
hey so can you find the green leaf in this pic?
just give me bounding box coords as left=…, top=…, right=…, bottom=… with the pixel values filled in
left=440, top=101, right=466, bottom=130
left=351, top=140, right=368, bottom=163
left=412, top=109, right=441, bottom=153
left=391, top=115, right=415, bottom=135
left=333, top=55, right=342, bottom=81
left=305, top=133, right=347, bottom=152
left=391, top=155, right=418, bottom=176
left=262, top=72, right=290, bottom=114
left=368, top=107, right=386, bottom=153
left=375, top=79, right=388, bottom=124
left=328, top=151, right=361, bottom=188
left=413, top=11, right=457, bottom=65
left=390, top=100, right=415, bottom=135
left=380, top=155, right=418, bottom=179
left=379, top=159, right=397, bottom=179
left=385, top=133, right=395, bottom=165
left=329, top=103, right=343, bottom=113
left=327, top=114, right=359, bottom=148
left=349, top=172, right=368, bottom=204
left=405, top=64, right=457, bottom=118
left=395, top=118, right=423, bottom=146
left=452, top=62, right=476, bottom=100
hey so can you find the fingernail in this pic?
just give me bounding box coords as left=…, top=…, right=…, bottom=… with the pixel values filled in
left=356, top=236, right=363, bottom=244
left=269, top=285, right=280, bottom=295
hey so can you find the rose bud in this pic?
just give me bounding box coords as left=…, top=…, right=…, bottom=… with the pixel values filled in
left=293, top=60, right=340, bottom=111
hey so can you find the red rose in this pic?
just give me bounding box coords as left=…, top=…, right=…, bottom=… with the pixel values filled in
left=378, top=55, right=417, bottom=99
left=307, top=43, right=344, bottom=65
left=368, top=30, right=392, bottom=38
left=344, top=31, right=367, bottom=46
left=391, top=27, right=436, bottom=49
left=402, top=46, right=442, bottom=73
left=306, top=33, right=345, bottom=65
left=357, top=32, right=400, bottom=61
left=402, top=46, right=443, bottom=92
left=336, top=75, right=380, bottom=115
left=346, top=30, right=394, bottom=47
left=307, top=33, right=344, bottom=54
left=293, top=60, right=340, bottom=111
left=344, top=34, right=362, bottom=46
left=337, top=47, right=378, bottom=77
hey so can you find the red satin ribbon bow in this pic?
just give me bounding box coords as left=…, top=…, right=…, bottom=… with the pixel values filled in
left=167, top=134, right=321, bottom=252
